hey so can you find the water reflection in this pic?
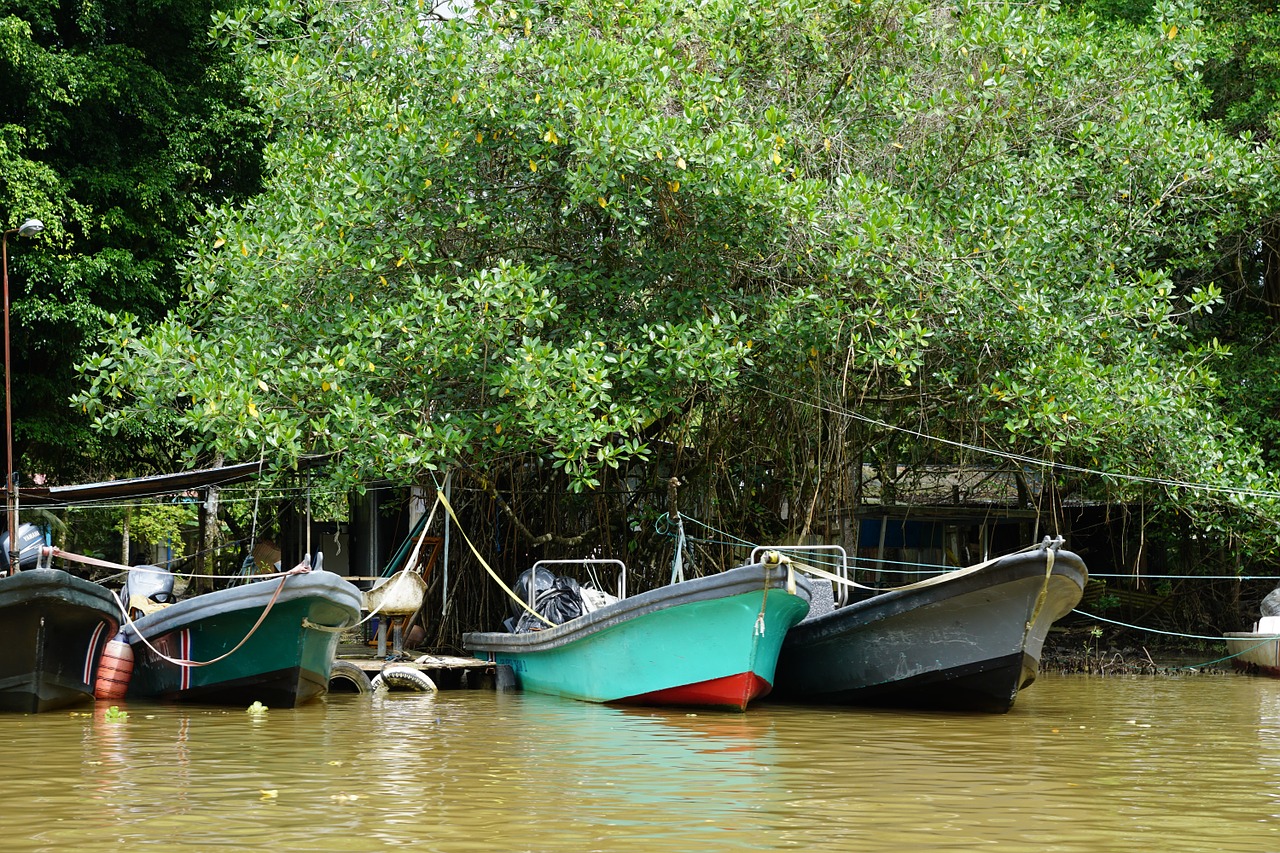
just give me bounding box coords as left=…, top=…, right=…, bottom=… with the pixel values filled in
left=7, top=677, right=1280, bottom=851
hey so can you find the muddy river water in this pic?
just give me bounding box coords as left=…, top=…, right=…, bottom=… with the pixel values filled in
left=2, top=674, right=1277, bottom=852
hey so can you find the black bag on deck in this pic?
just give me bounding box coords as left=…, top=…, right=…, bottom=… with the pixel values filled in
left=511, top=566, right=557, bottom=617
left=512, top=576, right=585, bottom=633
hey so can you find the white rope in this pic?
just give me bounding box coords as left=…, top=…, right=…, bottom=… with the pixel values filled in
left=751, top=382, right=1280, bottom=502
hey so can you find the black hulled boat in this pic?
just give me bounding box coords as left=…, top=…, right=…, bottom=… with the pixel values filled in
left=0, top=524, right=119, bottom=713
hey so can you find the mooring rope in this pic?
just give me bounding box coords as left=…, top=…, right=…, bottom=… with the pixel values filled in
left=435, top=486, right=555, bottom=628
left=112, top=561, right=307, bottom=668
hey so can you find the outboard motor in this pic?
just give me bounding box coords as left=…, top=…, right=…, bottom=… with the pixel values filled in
left=0, top=523, right=45, bottom=571
left=122, top=565, right=175, bottom=611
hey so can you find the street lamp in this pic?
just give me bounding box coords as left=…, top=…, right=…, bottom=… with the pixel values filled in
left=2, top=218, right=43, bottom=575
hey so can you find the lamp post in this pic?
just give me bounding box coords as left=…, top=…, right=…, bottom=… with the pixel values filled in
left=2, top=218, right=43, bottom=575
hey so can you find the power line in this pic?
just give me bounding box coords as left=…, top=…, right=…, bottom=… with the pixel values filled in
left=749, top=382, right=1280, bottom=502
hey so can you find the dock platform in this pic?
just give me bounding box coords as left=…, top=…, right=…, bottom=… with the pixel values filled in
left=337, top=646, right=494, bottom=690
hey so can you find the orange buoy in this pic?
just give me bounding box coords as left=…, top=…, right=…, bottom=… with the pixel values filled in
left=94, top=633, right=134, bottom=701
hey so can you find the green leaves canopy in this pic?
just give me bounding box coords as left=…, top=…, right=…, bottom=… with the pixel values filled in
left=0, top=0, right=264, bottom=476
left=80, top=0, right=1280, bottom=547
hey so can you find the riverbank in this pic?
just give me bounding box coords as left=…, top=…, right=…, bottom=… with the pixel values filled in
left=1041, top=627, right=1235, bottom=677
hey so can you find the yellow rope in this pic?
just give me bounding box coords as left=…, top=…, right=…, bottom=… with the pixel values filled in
left=789, top=541, right=1045, bottom=595
left=436, top=488, right=555, bottom=628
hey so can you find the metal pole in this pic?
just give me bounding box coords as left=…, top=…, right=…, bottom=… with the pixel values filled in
left=2, top=220, right=42, bottom=576
left=2, top=228, right=15, bottom=576
left=305, top=472, right=313, bottom=563
left=442, top=472, right=451, bottom=614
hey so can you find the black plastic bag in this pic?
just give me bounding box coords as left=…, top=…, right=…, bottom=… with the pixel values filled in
left=511, top=566, right=557, bottom=617
left=513, top=576, right=585, bottom=633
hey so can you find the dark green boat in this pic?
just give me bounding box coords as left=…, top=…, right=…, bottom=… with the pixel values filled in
left=772, top=538, right=1088, bottom=713
left=122, top=565, right=362, bottom=707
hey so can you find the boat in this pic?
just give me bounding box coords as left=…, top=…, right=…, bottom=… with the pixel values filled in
left=0, top=526, right=120, bottom=713
left=772, top=537, right=1087, bottom=713
left=1224, top=617, right=1280, bottom=677
left=121, top=557, right=362, bottom=707
left=463, top=553, right=813, bottom=710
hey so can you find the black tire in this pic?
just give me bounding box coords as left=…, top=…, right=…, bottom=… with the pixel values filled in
left=328, top=659, right=374, bottom=694
left=371, top=665, right=438, bottom=693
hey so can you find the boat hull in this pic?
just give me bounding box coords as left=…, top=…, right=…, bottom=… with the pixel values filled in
left=464, top=561, right=812, bottom=711
left=0, top=569, right=119, bottom=713
left=123, top=572, right=361, bottom=707
left=1224, top=633, right=1280, bottom=677
left=773, top=546, right=1087, bottom=713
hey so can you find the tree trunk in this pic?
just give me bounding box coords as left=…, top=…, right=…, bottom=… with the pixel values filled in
left=121, top=508, right=131, bottom=566
left=1263, top=220, right=1280, bottom=321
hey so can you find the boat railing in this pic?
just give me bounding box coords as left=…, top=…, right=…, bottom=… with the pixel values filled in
left=530, top=559, right=627, bottom=609
left=750, top=545, right=850, bottom=606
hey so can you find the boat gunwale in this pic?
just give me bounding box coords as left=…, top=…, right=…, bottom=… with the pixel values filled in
left=0, top=568, right=119, bottom=610
left=787, top=547, right=1087, bottom=643
left=121, top=571, right=362, bottom=640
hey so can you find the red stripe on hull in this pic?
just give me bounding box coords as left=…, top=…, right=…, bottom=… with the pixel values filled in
left=621, top=672, right=771, bottom=712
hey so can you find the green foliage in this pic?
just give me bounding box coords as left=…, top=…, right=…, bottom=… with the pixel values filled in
left=0, top=0, right=266, bottom=478
left=120, top=503, right=195, bottom=559
left=1066, top=0, right=1280, bottom=137
left=77, top=0, right=1280, bottom=555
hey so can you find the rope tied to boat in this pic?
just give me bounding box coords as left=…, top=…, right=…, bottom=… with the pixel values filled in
left=754, top=552, right=794, bottom=637
left=786, top=539, right=1051, bottom=596
left=45, top=545, right=312, bottom=667
left=115, top=559, right=311, bottom=669
left=1021, top=539, right=1058, bottom=645
left=40, top=546, right=310, bottom=582
left=436, top=487, right=555, bottom=628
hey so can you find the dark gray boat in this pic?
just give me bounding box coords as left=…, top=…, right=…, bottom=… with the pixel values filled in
left=0, top=527, right=119, bottom=713
left=773, top=538, right=1087, bottom=713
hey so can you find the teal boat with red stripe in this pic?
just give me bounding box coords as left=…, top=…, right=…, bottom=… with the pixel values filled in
left=464, top=554, right=812, bottom=711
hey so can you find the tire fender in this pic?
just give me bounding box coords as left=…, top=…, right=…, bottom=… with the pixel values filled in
left=328, top=659, right=374, bottom=694
left=372, top=665, right=438, bottom=693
